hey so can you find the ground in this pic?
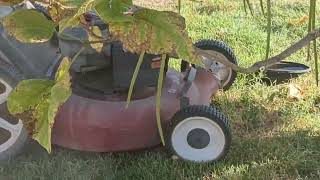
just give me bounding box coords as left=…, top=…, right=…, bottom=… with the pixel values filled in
left=1, top=0, right=320, bottom=179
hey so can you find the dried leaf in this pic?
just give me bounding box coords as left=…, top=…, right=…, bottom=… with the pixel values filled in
left=288, top=15, right=309, bottom=26
left=288, top=83, right=304, bottom=100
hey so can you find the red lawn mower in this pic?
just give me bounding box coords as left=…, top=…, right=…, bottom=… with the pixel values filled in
left=0, top=2, right=238, bottom=163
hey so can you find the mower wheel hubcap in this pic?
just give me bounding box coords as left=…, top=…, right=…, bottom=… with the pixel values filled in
left=187, top=128, right=210, bottom=149
left=171, top=116, right=226, bottom=162
left=201, top=50, right=233, bottom=87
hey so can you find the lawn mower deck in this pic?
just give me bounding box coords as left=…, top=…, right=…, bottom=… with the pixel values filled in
left=52, top=68, right=220, bottom=152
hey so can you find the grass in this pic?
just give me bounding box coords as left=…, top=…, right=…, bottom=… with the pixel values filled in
left=1, top=0, right=320, bottom=179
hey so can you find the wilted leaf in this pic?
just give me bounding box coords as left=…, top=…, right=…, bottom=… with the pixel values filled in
left=7, top=58, right=72, bottom=153
left=2, top=9, right=55, bottom=43
left=88, top=26, right=104, bottom=52
left=288, top=15, right=309, bottom=26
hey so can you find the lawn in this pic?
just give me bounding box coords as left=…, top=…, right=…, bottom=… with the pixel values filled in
left=1, top=0, right=320, bottom=179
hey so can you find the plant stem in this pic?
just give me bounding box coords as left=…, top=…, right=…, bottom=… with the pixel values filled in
left=245, top=0, right=254, bottom=16
left=156, top=54, right=167, bottom=146
left=265, top=0, right=271, bottom=60
left=307, top=0, right=313, bottom=61
left=126, top=51, right=145, bottom=108
left=196, top=28, right=320, bottom=73
left=259, top=0, right=265, bottom=16
left=243, top=0, right=247, bottom=14
left=71, top=47, right=85, bottom=65
left=314, top=40, right=318, bottom=86
left=311, top=0, right=318, bottom=86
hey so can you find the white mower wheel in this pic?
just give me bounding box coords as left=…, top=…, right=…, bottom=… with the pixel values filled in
left=165, top=105, right=231, bottom=163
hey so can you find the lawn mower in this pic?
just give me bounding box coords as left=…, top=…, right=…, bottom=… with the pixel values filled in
left=0, top=1, right=310, bottom=163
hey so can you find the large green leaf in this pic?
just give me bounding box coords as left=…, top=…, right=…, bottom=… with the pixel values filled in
left=7, top=58, right=72, bottom=153
left=101, top=8, right=202, bottom=66
left=2, top=9, right=56, bottom=43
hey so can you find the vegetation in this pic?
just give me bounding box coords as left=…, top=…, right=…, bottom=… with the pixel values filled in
left=1, top=0, right=319, bottom=179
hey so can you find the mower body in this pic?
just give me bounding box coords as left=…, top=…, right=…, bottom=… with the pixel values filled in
left=0, top=5, right=220, bottom=152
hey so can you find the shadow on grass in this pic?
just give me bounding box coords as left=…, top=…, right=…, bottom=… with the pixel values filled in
left=1, top=129, right=319, bottom=180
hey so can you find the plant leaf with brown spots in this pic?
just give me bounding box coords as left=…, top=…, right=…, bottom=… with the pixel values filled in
left=7, top=58, right=72, bottom=153
left=96, top=6, right=203, bottom=66
left=2, top=9, right=55, bottom=43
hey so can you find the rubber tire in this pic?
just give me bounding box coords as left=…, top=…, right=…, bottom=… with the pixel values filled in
left=0, top=63, right=28, bottom=161
left=181, top=40, right=238, bottom=90
left=165, top=105, right=231, bottom=163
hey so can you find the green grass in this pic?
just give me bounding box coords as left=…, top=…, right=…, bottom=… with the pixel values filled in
left=1, top=0, right=320, bottom=179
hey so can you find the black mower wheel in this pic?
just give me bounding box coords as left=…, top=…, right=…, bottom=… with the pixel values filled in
left=181, top=40, right=238, bottom=90
left=0, top=63, right=28, bottom=161
left=165, top=105, right=231, bottom=163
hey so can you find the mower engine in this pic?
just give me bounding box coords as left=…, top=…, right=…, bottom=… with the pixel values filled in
left=59, top=15, right=162, bottom=92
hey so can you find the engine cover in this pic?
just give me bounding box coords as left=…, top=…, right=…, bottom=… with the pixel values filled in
left=112, top=42, right=161, bottom=89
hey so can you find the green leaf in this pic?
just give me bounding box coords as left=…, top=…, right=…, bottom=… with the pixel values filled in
left=95, top=0, right=133, bottom=23
left=156, top=54, right=167, bottom=145
left=7, top=58, right=72, bottom=153
left=106, top=9, right=203, bottom=67
left=7, top=80, right=54, bottom=115
left=2, top=9, right=56, bottom=43
left=126, top=51, right=145, bottom=108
